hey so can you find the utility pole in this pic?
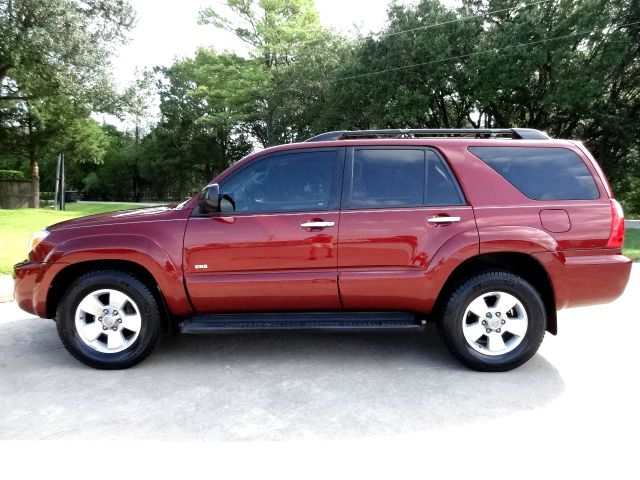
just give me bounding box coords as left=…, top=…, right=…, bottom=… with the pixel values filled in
left=60, top=153, right=65, bottom=211
left=134, top=120, right=140, bottom=202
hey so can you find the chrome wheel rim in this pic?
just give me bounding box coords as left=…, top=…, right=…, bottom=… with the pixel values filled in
left=74, top=289, right=142, bottom=354
left=462, top=291, right=528, bottom=356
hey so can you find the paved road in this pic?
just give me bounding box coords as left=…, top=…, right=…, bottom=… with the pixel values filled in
left=1, top=266, right=638, bottom=478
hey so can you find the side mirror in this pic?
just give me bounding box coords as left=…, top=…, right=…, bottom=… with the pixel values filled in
left=198, top=184, right=220, bottom=213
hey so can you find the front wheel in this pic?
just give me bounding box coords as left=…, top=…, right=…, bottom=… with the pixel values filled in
left=56, top=270, right=162, bottom=369
left=439, top=272, right=546, bottom=372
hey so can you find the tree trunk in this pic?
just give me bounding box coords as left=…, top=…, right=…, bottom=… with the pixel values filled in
left=30, top=160, right=40, bottom=208
left=27, top=113, right=39, bottom=208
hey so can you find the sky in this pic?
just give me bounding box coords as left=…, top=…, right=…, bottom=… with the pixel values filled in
left=114, top=0, right=461, bottom=88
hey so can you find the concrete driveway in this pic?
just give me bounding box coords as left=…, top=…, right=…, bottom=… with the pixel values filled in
left=1, top=265, right=638, bottom=478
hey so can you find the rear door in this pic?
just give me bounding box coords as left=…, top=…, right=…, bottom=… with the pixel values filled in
left=184, top=147, right=344, bottom=313
left=337, top=147, right=476, bottom=312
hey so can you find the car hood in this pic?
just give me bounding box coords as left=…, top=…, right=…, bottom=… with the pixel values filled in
left=46, top=205, right=187, bottom=231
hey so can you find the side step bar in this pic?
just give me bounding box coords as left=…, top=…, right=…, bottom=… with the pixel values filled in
left=179, top=312, right=423, bottom=334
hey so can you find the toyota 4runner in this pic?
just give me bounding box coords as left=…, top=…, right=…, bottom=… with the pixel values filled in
left=13, top=128, right=632, bottom=371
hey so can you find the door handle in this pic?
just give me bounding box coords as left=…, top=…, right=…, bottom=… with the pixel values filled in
left=300, top=221, right=335, bottom=229
left=427, top=216, right=461, bottom=224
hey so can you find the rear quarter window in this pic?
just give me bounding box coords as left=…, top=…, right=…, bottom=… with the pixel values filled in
left=468, top=146, right=599, bottom=200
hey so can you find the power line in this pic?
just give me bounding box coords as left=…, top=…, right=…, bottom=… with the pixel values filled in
left=335, top=21, right=640, bottom=83
left=381, top=0, right=557, bottom=39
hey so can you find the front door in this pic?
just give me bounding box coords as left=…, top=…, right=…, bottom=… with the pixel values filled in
left=184, top=148, right=343, bottom=313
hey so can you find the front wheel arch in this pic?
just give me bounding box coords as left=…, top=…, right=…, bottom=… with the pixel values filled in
left=47, top=260, right=171, bottom=328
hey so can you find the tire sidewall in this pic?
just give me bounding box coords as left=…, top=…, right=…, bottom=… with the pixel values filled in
left=442, top=272, right=546, bottom=371
left=56, top=271, right=161, bottom=369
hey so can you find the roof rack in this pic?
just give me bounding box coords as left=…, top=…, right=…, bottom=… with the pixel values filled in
left=305, top=128, right=550, bottom=142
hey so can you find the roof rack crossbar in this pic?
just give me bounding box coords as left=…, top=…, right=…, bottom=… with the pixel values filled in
left=305, top=128, right=550, bottom=142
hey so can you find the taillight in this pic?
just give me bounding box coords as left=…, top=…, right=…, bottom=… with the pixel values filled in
left=606, top=199, right=625, bottom=248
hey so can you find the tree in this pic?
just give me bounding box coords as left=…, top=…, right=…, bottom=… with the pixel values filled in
left=138, top=53, right=253, bottom=200
left=0, top=0, right=135, bottom=205
left=324, top=0, right=481, bottom=130
left=464, top=0, right=640, bottom=193
left=198, top=0, right=332, bottom=146
left=121, top=69, right=156, bottom=201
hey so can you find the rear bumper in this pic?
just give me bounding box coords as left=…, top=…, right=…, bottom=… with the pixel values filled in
left=533, top=251, right=632, bottom=309
left=13, top=261, right=66, bottom=318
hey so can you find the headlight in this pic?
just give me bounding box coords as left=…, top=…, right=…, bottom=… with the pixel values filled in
left=28, top=230, right=50, bottom=254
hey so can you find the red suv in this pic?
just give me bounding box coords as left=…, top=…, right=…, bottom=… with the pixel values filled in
left=14, top=128, right=632, bottom=371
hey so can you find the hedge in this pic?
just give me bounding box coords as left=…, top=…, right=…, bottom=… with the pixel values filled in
left=0, top=169, right=26, bottom=180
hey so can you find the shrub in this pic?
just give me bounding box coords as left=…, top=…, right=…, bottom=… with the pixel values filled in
left=0, top=169, right=26, bottom=180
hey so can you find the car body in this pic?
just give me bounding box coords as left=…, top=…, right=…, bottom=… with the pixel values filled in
left=14, top=128, right=632, bottom=371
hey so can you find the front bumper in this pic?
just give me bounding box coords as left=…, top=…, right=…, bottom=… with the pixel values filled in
left=13, top=261, right=66, bottom=318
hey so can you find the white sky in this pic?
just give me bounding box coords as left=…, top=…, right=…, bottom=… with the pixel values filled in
left=114, top=0, right=461, bottom=88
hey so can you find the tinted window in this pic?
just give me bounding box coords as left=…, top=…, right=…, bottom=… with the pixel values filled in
left=349, top=149, right=425, bottom=208
left=220, top=150, right=336, bottom=213
left=468, top=147, right=599, bottom=200
left=426, top=151, right=464, bottom=205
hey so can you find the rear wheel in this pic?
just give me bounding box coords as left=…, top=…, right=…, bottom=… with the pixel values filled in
left=56, top=270, right=162, bottom=369
left=439, top=271, right=546, bottom=372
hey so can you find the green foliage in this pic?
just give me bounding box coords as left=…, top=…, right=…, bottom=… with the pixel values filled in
left=0, top=0, right=135, bottom=205
left=198, top=0, right=333, bottom=146
left=0, top=0, right=134, bottom=107
left=0, top=169, right=25, bottom=180
left=2, top=0, right=640, bottom=208
left=137, top=52, right=254, bottom=199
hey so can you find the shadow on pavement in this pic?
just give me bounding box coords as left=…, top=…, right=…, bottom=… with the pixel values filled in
left=0, top=314, right=564, bottom=441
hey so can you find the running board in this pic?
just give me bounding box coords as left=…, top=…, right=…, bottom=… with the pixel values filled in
left=179, top=312, right=423, bottom=334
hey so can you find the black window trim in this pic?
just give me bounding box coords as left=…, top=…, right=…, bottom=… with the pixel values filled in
left=341, top=146, right=467, bottom=211
left=467, top=145, right=601, bottom=201
left=199, top=147, right=345, bottom=217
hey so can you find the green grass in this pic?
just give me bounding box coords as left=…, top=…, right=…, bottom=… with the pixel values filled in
left=624, top=229, right=640, bottom=261
left=0, top=203, right=146, bottom=275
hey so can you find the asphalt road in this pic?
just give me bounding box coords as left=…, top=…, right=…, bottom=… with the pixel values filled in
left=1, top=265, right=638, bottom=478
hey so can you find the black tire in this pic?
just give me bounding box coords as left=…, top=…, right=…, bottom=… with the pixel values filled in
left=439, top=271, right=546, bottom=372
left=56, top=270, right=162, bottom=369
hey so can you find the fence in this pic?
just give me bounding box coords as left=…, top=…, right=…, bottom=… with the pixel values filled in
left=0, top=180, right=33, bottom=209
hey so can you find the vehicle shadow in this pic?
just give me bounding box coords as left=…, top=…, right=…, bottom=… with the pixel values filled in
left=0, top=317, right=564, bottom=441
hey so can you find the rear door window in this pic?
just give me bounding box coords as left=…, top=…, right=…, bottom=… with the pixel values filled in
left=345, top=148, right=464, bottom=209
left=468, top=146, right=599, bottom=200
left=348, top=149, right=425, bottom=208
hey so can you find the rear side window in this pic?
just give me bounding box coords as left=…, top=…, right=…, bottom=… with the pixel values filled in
left=426, top=151, right=465, bottom=205
left=468, top=146, right=599, bottom=200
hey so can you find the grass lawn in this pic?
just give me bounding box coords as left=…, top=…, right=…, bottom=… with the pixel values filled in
left=0, top=203, right=148, bottom=275
left=624, top=229, right=640, bottom=261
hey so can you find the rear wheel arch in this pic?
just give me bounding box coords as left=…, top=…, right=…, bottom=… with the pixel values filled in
left=434, top=252, right=557, bottom=335
left=47, top=260, right=171, bottom=328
